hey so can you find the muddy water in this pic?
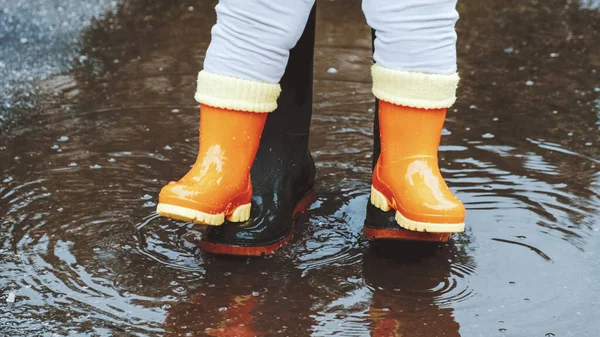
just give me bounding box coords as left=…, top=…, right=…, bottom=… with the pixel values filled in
left=1, top=0, right=599, bottom=336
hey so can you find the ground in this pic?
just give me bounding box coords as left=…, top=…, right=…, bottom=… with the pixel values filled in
left=0, top=0, right=599, bottom=336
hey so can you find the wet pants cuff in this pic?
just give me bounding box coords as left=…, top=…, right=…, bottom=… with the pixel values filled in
left=195, top=71, right=281, bottom=113
left=371, top=64, right=459, bottom=109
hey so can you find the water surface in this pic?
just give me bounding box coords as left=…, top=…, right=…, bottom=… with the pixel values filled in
left=1, top=0, right=599, bottom=336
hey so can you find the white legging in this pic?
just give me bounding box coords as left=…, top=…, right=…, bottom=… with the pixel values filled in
left=204, top=0, right=458, bottom=83
left=197, top=0, right=459, bottom=112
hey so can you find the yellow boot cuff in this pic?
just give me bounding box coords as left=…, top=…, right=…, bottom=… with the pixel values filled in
left=371, top=64, right=460, bottom=109
left=194, top=71, right=281, bottom=113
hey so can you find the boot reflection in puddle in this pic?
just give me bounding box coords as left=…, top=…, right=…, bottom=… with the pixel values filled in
left=163, top=259, right=260, bottom=336
left=164, top=286, right=258, bottom=337
left=363, top=242, right=461, bottom=337
left=164, top=258, right=315, bottom=336
left=204, top=295, right=257, bottom=337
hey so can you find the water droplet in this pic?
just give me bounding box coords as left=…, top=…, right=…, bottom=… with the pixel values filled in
left=20, top=37, right=28, bottom=44
left=567, top=132, right=573, bottom=136
left=482, top=133, right=495, bottom=139
left=57, top=136, right=69, bottom=142
left=594, top=87, right=600, bottom=92
left=6, top=293, right=16, bottom=303
left=68, top=162, right=78, bottom=167
left=549, top=53, right=559, bottom=58
left=442, top=128, right=452, bottom=136
left=51, top=144, right=60, bottom=150
left=525, top=80, right=534, bottom=86
left=164, top=145, right=172, bottom=150
left=545, top=333, right=555, bottom=337
left=493, top=117, right=499, bottom=121
left=327, top=67, right=338, bottom=74
left=499, top=328, right=507, bottom=333
left=252, top=291, right=259, bottom=297
left=218, top=307, right=228, bottom=312
left=504, top=47, right=514, bottom=53
left=57, top=207, right=64, bottom=212
left=108, top=158, right=116, bottom=163
left=140, top=194, right=152, bottom=200
left=3, top=176, right=13, bottom=183
left=469, top=104, right=478, bottom=109
left=509, top=281, right=515, bottom=285
left=585, top=142, right=592, bottom=146
left=89, top=164, right=101, bottom=169
left=188, top=6, right=195, bottom=11
left=171, top=108, right=180, bottom=113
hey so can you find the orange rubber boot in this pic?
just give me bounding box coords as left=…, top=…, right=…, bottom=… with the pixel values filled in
left=370, top=100, right=465, bottom=233
left=157, top=105, right=267, bottom=226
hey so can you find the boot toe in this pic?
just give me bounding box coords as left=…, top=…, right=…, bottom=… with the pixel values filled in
left=159, top=181, right=197, bottom=202
left=401, top=196, right=465, bottom=224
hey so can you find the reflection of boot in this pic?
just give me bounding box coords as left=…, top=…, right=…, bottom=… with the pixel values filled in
left=363, top=243, right=461, bottom=337
left=371, top=100, right=465, bottom=233
left=199, top=6, right=317, bottom=256
left=206, top=295, right=257, bottom=337
left=369, top=308, right=401, bottom=337
left=165, top=290, right=258, bottom=337
left=158, top=106, right=267, bottom=226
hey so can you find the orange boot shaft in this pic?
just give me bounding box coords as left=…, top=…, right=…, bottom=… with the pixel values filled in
left=371, top=100, right=465, bottom=233
left=157, top=106, right=267, bottom=225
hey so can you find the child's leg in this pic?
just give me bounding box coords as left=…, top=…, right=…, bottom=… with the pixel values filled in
left=203, top=0, right=316, bottom=84
left=363, top=0, right=458, bottom=75
left=362, top=0, right=465, bottom=234
left=157, top=0, right=315, bottom=226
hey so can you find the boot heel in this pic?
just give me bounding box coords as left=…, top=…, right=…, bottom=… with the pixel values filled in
left=370, top=186, right=391, bottom=212
left=226, top=203, right=252, bottom=222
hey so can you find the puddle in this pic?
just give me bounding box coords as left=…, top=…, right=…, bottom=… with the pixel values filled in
left=1, top=0, right=599, bottom=336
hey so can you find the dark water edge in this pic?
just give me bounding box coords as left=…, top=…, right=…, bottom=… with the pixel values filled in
left=1, top=0, right=599, bottom=336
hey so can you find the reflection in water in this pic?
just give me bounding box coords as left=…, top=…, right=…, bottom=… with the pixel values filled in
left=364, top=242, right=466, bottom=337
left=0, top=0, right=599, bottom=336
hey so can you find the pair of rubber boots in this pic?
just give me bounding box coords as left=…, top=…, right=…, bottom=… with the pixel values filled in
left=156, top=11, right=465, bottom=256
